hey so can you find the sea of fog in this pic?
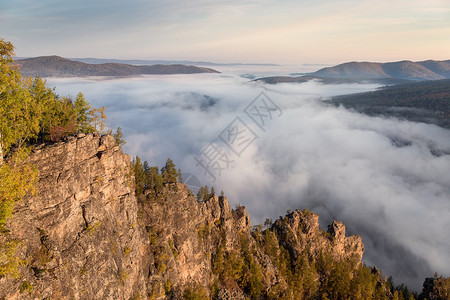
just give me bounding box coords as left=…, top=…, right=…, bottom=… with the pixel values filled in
left=47, top=64, right=450, bottom=290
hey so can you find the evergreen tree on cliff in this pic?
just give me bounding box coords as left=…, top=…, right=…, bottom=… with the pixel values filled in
left=161, top=158, right=180, bottom=184
left=74, top=92, right=94, bottom=133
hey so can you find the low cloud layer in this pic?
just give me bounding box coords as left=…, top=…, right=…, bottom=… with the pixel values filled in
left=48, top=71, right=450, bottom=290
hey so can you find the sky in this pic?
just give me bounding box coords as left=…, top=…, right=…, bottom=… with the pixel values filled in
left=1, top=0, right=449, bottom=64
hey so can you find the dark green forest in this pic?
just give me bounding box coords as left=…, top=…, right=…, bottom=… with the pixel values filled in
left=329, top=79, right=450, bottom=129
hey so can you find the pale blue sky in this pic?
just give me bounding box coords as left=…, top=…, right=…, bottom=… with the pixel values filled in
left=1, top=0, right=449, bottom=63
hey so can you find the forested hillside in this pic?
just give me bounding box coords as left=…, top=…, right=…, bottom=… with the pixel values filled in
left=15, top=55, right=219, bottom=77
left=329, top=79, right=450, bottom=129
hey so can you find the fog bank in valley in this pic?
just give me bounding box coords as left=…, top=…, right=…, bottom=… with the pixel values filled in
left=48, top=71, right=450, bottom=290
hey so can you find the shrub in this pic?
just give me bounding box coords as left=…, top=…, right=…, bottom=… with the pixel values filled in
left=20, top=281, right=32, bottom=294
left=183, top=283, right=209, bottom=300
left=197, top=222, right=210, bottom=243
left=123, top=246, right=131, bottom=257
left=0, top=149, right=37, bottom=278
left=164, top=279, right=172, bottom=295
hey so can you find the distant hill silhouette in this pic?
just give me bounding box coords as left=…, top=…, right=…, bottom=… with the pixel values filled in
left=15, top=56, right=220, bottom=77
left=417, top=60, right=450, bottom=78
left=313, top=60, right=450, bottom=81
left=254, top=75, right=410, bottom=85
left=255, top=60, right=450, bottom=85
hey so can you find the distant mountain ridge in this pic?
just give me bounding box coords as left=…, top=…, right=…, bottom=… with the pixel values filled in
left=255, top=59, right=450, bottom=85
left=68, top=57, right=280, bottom=67
left=15, top=55, right=220, bottom=77
left=313, top=60, right=450, bottom=81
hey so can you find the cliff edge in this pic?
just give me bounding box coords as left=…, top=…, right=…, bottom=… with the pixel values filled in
left=1, top=134, right=146, bottom=299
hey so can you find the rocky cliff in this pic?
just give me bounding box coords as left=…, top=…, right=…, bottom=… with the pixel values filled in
left=1, top=134, right=440, bottom=299
left=1, top=134, right=147, bottom=299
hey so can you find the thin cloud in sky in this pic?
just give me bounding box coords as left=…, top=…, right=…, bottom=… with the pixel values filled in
left=1, top=0, right=449, bottom=63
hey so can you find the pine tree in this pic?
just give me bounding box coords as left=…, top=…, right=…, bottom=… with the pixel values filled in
left=74, top=92, right=94, bottom=133
left=89, top=106, right=107, bottom=133
left=132, top=156, right=146, bottom=196
left=197, top=185, right=208, bottom=201
left=146, top=166, right=163, bottom=194
left=113, top=127, right=126, bottom=146
left=161, top=158, right=179, bottom=184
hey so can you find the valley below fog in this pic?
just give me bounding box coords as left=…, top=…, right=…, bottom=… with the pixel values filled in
left=47, top=65, right=450, bottom=291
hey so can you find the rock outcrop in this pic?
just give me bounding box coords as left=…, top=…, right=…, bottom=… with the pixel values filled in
left=420, top=276, right=450, bottom=300
left=273, top=210, right=364, bottom=265
left=0, top=134, right=147, bottom=299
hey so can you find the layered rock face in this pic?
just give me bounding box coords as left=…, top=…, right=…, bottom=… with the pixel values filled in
left=0, top=134, right=378, bottom=299
left=138, top=189, right=253, bottom=298
left=0, top=134, right=147, bottom=299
